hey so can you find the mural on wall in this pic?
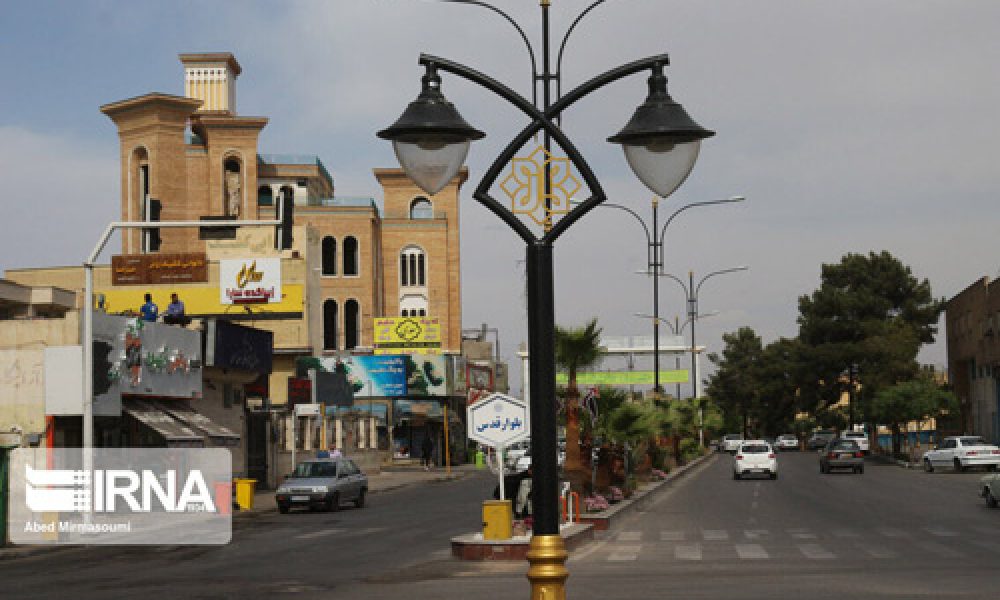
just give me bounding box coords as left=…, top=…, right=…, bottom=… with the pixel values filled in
left=297, top=355, right=407, bottom=397
left=406, top=355, right=446, bottom=397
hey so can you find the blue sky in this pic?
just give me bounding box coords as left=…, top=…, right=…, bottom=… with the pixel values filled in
left=4, top=1, right=1000, bottom=394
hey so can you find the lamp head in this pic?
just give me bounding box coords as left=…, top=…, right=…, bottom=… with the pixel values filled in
left=378, top=64, right=484, bottom=195
left=608, top=63, right=715, bottom=198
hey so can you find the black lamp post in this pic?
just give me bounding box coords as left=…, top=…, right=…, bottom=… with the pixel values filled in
left=378, top=5, right=713, bottom=597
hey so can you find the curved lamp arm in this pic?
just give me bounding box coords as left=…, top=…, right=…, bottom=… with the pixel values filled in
left=571, top=198, right=651, bottom=246
left=555, top=0, right=614, bottom=97
left=657, top=196, right=745, bottom=265
left=695, top=266, right=749, bottom=297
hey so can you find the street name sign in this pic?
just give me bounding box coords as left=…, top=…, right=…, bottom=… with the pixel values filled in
left=467, top=392, right=529, bottom=447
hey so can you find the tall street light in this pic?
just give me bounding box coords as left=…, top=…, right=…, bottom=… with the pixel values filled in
left=658, top=267, right=748, bottom=400
left=377, top=2, right=715, bottom=597
left=635, top=310, right=719, bottom=400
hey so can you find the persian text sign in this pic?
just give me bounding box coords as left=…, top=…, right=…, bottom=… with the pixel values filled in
left=111, top=253, right=208, bottom=285
left=373, top=317, right=441, bottom=354
left=220, top=258, right=281, bottom=304
left=556, top=370, right=689, bottom=385
left=9, top=448, right=231, bottom=545
left=467, top=393, right=529, bottom=448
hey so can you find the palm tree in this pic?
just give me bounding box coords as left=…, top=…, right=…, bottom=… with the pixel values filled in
left=555, top=318, right=603, bottom=487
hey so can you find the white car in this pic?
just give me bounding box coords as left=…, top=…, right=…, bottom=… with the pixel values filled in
left=723, top=433, right=744, bottom=453
left=515, top=448, right=565, bottom=472
left=980, top=472, right=1000, bottom=508
left=733, top=441, right=777, bottom=480
left=922, top=436, right=1000, bottom=473
left=840, top=430, right=869, bottom=454
left=774, top=434, right=799, bottom=451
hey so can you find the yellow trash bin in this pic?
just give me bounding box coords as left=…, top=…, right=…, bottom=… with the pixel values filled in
left=482, top=499, right=512, bottom=540
left=234, top=478, right=257, bottom=511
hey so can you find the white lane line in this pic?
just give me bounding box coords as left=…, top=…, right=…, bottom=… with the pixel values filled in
left=788, top=528, right=817, bottom=540
left=832, top=529, right=861, bottom=538
left=744, top=529, right=769, bottom=540
left=735, top=543, right=769, bottom=559
left=798, top=544, right=835, bottom=559
left=660, top=530, right=685, bottom=541
left=923, top=526, right=959, bottom=537
left=608, top=545, right=642, bottom=561
left=753, top=483, right=761, bottom=498
left=702, top=529, right=729, bottom=541
left=675, top=543, right=702, bottom=560
left=618, top=531, right=643, bottom=542
left=915, top=540, right=964, bottom=558
left=295, top=528, right=345, bottom=540
left=860, top=544, right=896, bottom=559
left=877, top=527, right=910, bottom=538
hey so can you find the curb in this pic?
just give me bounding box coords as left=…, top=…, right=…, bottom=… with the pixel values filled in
left=867, top=453, right=919, bottom=469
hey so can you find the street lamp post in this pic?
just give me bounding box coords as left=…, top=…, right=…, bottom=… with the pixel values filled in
left=634, top=310, right=719, bottom=400
left=378, top=3, right=715, bottom=597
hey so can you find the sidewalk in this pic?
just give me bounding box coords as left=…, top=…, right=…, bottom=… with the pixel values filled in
left=235, top=463, right=479, bottom=517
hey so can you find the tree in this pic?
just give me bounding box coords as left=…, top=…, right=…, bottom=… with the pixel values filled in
left=706, top=327, right=763, bottom=437
left=869, top=378, right=958, bottom=455
left=796, top=251, right=943, bottom=423
left=555, top=318, right=603, bottom=488
left=754, top=338, right=806, bottom=436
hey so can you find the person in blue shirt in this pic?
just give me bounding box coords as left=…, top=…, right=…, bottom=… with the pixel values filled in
left=139, top=293, right=158, bottom=322
left=164, top=292, right=190, bottom=325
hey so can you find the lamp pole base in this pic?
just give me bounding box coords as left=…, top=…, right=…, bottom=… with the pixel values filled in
left=526, top=533, right=569, bottom=600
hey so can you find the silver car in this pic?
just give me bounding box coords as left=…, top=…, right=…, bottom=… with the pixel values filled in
left=275, top=458, right=368, bottom=513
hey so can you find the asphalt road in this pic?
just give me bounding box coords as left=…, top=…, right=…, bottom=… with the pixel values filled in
left=4, top=453, right=999, bottom=599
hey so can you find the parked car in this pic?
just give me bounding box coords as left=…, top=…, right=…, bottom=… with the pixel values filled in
left=840, top=430, right=870, bottom=454
left=275, top=458, right=368, bottom=513
left=807, top=430, right=837, bottom=450
left=921, top=436, right=1000, bottom=473
left=733, top=441, right=777, bottom=480
left=515, top=447, right=565, bottom=472
left=723, top=433, right=744, bottom=453
left=819, top=439, right=864, bottom=474
left=774, top=434, right=799, bottom=451
left=980, top=472, right=1000, bottom=508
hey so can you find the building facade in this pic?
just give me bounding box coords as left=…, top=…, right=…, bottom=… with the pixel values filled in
left=946, top=276, right=1000, bottom=443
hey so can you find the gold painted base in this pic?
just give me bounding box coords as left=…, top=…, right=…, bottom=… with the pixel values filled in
left=526, top=533, right=569, bottom=600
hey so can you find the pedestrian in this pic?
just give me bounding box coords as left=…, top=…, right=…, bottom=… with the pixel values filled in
left=139, top=293, right=158, bottom=322
left=421, top=434, right=434, bottom=470
left=163, top=292, right=189, bottom=325
left=329, top=444, right=343, bottom=459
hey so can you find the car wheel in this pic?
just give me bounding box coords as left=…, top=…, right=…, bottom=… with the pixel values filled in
left=278, top=504, right=290, bottom=514
left=770, top=472, right=777, bottom=480
left=325, top=492, right=340, bottom=512
left=923, top=459, right=933, bottom=473
left=354, top=489, right=366, bottom=508
left=986, top=490, right=998, bottom=509
left=954, top=458, right=966, bottom=473
left=734, top=471, right=741, bottom=480
left=820, top=463, right=827, bottom=474
left=857, top=465, right=864, bottom=474
left=988, top=464, right=998, bottom=473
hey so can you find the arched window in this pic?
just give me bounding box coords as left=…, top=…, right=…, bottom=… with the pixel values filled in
left=322, top=236, right=337, bottom=276
left=345, top=300, right=360, bottom=349
left=223, top=158, right=242, bottom=217
left=343, top=236, right=359, bottom=276
left=400, top=247, right=426, bottom=287
left=323, top=300, right=338, bottom=350
left=257, top=185, right=273, bottom=206
left=410, top=197, right=433, bottom=219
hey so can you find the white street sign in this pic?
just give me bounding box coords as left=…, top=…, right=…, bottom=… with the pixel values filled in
left=467, top=393, right=529, bottom=447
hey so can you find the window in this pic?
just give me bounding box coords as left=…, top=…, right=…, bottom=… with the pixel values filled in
left=399, top=295, right=429, bottom=318
left=410, top=197, right=433, bottom=219
left=343, top=237, right=359, bottom=276
left=323, top=300, right=338, bottom=350
left=322, top=237, right=337, bottom=276
left=400, top=247, right=426, bottom=287
left=258, top=186, right=273, bottom=206
left=223, top=158, right=242, bottom=217
left=345, top=300, right=360, bottom=349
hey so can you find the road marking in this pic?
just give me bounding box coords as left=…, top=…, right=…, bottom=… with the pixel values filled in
left=735, top=543, right=769, bottom=559
left=877, top=527, right=910, bottom=538
left=753, top=483, right=761, bottom=498
left=915, top=540, right=964, bottom=558
left=832, top=529, right=861, bottom=538
left=860, top=544, right=896, bottom=559
left=660, top=530, right=685, bottom=541
left=618, top=531, right=642, bottom=542
left=798, top=544, right=835, bottom=559
left=744, top=529, right=769, bottom=540
left=675, top=544, right=702, bottom=560
left=608, top=545, right=642, bottom=561
left=751, top=501, right=758, bottom=509
left=295, top=528, right=345, bottom=540
left=702, top=529, right=728, bottom=541
left=787, top=528, right=817, bottom=540
left=923, top=526, right=959, bottom=537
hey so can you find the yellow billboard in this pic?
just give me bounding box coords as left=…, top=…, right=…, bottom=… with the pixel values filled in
left=373, top=317, right=441, bottom=354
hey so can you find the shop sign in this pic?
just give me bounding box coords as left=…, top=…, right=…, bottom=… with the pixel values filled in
left=287, top=377, right=312, bottom=406
left=111, top=253, right=208, bottom=285
left=205, top=320, right=273, bottom=375
left=468, top=363, right=494, bottom=391
left=406, top=355, right=448, bottom=397
left=296, top=355, right=407, bottom=398
left=220, top=258, right=281, bottom=304
left=373, top=317, right=441, bottom=354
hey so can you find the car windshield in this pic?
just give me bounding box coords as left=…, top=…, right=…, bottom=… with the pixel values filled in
left=741, top=444, right=770, bottom=453
left=830, top=441, right=858, bottom=451
left=959, top=437, right=988, bottom=446
left=292, top=462, right=338, bottom=478
left=845, top=432, right=864, bottom=437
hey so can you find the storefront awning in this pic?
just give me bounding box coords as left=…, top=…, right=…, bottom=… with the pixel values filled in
left=160, top=403, right=240, bottom=447
left=122, top=398, right=205, bottom=448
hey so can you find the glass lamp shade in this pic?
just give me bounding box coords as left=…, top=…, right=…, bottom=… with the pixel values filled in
left=392, top=135, right=472, bottom=196
left=622, top=138, right=701, bottom=199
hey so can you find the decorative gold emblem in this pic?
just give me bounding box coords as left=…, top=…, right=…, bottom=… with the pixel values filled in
left=500, top=145, right=581, bottom=229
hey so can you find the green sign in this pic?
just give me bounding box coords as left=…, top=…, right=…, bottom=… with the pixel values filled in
left=556, top=370, right=689, bottom=385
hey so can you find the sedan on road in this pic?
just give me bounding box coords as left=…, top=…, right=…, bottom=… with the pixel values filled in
left=819, top=439, right=864, bottom=474
left=275, top=458, right=368, bottom=513
left=774, top=434, right=799, bottom=451
left=922, top=436, right=1000, bottom=473
left=807, top=430, right=837, bottom=450
left=722, top=433, right=744, bottom=453
left=980, top=472, right=1000, bottom=508
left=733, top=441, right=777, bottom=480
